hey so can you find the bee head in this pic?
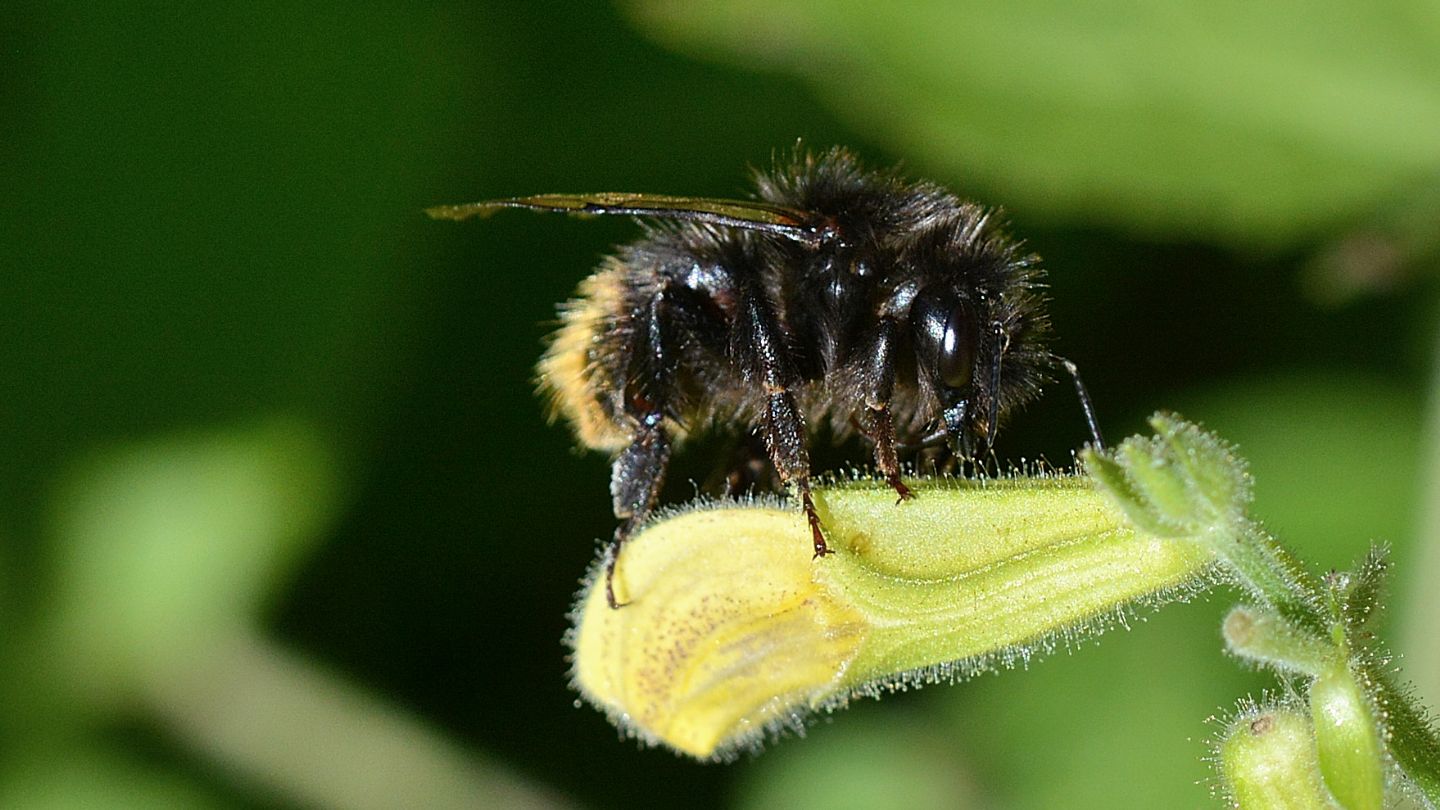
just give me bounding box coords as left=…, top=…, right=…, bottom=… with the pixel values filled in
left=906, top=211, right=1051, bottom=458
left=911, top=289, right=988, bottom=456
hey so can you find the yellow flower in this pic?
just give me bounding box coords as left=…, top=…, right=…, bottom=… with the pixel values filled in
left=570, top=474, right=1215, bottom=759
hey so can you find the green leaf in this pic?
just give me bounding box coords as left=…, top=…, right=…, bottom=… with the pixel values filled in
left=624, top=0, right=1440, bottom=247
left=45, top=419, right=340, bottom=707
left=0, top=745, right=224, bottom=810
left=1, top=4, right=476, bottom=512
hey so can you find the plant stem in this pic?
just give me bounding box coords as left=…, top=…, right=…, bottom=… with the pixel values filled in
left=1216, top=520, right=1328, bottom=638
left=1362, top=659, right=1440, bottom=804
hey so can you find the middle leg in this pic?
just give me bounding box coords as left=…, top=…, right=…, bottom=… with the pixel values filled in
left=762, top=388, right=830, bottom=557
left=859, top=315, right=912, bottom=502
left=733, top=289, right=830, bottom=556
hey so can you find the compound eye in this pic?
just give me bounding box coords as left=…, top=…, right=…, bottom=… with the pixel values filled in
left=937, top=304, right=978, bottom=390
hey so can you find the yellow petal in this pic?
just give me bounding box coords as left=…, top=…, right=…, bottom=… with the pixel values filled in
left=572, top=506, right=866, bottom=757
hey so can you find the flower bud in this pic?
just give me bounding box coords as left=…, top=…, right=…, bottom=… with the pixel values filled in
left=1218, top=706, right=1333, bottom=810
left=1223, top=605, right=1329, bottom=677
left=1310, top=660, right=1385, bottom=810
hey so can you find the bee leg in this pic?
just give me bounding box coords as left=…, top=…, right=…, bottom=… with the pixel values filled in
left=921, top=442, right=960, bottom=478
left=601, top=528, right=630, bottom=611
left=602, top=278, right=695, bottom=608
left=798, top=480, right=830, bottom=559
left=931, top=395, right=987, bottom=476
left=859, top=316, right=911, bottom=502
left=704, top=428, right=779, bottom=498
left=736, top=290, right=827, bottom=556
left=763, top=390, right=830, bottom=558
left=894, top=423, right=953, bottom=452
left=865, top=405, right=912, bottom=503
left=606, top=415, right=672, bottom=609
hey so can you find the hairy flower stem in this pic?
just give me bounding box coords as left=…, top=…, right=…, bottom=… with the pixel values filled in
left=1220, top=520, right=1328, bottom=640
left=1089, top=414, right=1440, bottom=807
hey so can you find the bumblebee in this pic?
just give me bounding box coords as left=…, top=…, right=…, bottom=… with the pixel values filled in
left=430, top=147, right=1099, bottom=607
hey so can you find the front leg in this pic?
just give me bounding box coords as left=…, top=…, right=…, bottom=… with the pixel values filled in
left=865, top=406, right=912, bottom=502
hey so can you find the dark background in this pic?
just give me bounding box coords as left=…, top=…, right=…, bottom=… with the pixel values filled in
left=5, top=2, right=1438, bottom=808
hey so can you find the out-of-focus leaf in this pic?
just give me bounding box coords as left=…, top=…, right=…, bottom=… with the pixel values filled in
left=624, top=0, right=1440, bottom=248
left=44, top=419, right=340, bottom=708
left=946, top=602, right=1254, bottom=810
left=0, top=746, right=224, bottom=810
left=1180, top=373, right=1421, bottom=572
left=1303, top=176, right=1440, bottom=303
left=734, top=712, right=981, bottom=810
left=1403, top=337, right=1440, bottom=715
left=153, top=633, right=582, bottom=810
left=0, top=3, right=485, bottom=516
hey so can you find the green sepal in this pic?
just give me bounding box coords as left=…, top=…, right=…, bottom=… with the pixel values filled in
left=1309, top=660, right=1386, bottom=810
left=1338, top=546, right=1389, bottom=637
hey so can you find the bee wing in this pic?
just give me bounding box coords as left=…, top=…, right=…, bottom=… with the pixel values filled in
left=425, top=193, right=825, bottom=245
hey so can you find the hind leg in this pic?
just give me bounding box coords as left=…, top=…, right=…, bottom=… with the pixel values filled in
left=605, top=415, right=671, bottom=608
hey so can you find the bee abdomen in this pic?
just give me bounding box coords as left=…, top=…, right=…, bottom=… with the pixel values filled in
left=536, top=264, right=632, bottom=453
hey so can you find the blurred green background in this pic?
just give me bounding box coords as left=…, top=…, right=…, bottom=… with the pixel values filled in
left=5, top=2, right=1440, bottom=808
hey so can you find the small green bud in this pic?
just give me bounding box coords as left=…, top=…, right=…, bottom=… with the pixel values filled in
left=1084, top=449, right=1184, bottom=538
left=1089, top=413, right=1326, bottom=632
left=1150, top=412, right=1252, bottom=518
left=1310, top=660, right=1386, bottom=810
left=1117, top=436, right=1204, bottom=532
left=1083, top=412, right=1252, bottom=539
left=1223, top=605, right=1330, bottom=677
left=1218, top=706, right=1335, bottom=810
